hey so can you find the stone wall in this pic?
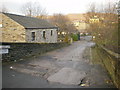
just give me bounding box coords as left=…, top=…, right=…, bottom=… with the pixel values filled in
left=2, top=42, right=69, bottom=62
left=92, top=45, right=120, bottom=88
left=2, top=14, right=26, bottom=42
left=26, top=29, right=57, bottom=43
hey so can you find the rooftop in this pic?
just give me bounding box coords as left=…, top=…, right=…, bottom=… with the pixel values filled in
left=3, top=13, right=57, bottom=29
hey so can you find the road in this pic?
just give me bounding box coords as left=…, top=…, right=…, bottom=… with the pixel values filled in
left=2, top=41, right=115, bottom=88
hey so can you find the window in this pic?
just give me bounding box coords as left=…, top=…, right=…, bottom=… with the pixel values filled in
left=31, top=32, right=35, bottom=41
left=51, top=30, right=53, bottom=36
left=43, top=31, right=46, bottom=39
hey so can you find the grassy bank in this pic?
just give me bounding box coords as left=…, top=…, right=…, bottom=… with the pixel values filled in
left=91, top=45, right=120, bottom=88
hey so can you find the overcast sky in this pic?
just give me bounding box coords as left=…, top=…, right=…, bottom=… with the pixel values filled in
left=1, top=0, right=118, bottom=15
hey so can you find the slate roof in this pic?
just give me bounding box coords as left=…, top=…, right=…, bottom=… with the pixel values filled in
left=4, top=13, right=57, bottom=29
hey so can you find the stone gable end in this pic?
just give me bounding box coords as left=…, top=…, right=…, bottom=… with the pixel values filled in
left=1, top=13, right=26, bottom=42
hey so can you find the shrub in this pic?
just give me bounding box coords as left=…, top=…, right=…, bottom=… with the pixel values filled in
left=71, top=34, right=79, bottom=41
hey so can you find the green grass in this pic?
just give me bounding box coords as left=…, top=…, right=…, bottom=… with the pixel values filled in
left=91, top=45, right=119, bottom=88
left=91, top=46, right=103, bottom=65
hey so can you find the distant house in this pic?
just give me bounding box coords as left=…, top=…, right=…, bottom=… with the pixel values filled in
left=89, top=16, right=100, bottom=23
left=1, top=13, right=58, bottom=43
left=72, top=20, right=89, bottom=33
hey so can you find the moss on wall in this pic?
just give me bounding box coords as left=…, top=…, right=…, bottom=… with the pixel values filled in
left=91, top=45, right=120, bottom=88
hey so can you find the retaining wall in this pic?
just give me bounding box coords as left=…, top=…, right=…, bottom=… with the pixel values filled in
left=93, top=45, right=120, bottom=88
left=2, top=42, right=69, bottom=62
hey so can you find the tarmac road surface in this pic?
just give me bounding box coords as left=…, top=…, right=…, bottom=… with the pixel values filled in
left=2, top=41, right=116, bottom=88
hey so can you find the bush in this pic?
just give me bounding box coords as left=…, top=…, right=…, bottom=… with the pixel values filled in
left=64, top=35, right=69, bottom=42
left=71, top=34, right=79, bottom=41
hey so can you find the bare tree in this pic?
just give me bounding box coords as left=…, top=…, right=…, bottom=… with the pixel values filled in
left=86, top=1, right=118, bottom=53
left=21, top=2, right=32, bottom=16
left=104, top=1, right=117, bottom=14
left=48, top=14, right=77, bottom=42
left=49, top=14, right=76, bottom=33
left=21, top=2, right=47, bottom=17
left=84, top=2, right=97, bottom=23
left=88, top=2, right=96, bottom=13
left=0, top=5, right=9, bottom=13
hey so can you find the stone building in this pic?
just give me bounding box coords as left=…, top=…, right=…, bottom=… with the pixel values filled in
left=1, top=13, right=58, bottom=43
left=89, top=16, right=100, bottom=23
left=72, top=20, right=89, bottom=33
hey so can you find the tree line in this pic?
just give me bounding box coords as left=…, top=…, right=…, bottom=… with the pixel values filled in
left=85, top=1, right=119, bottom=54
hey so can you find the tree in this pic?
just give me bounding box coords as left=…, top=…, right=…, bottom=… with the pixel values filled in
left=86, top=1, right=118, bottom=53
left=49, top=14, right=76, bottom=33
left=48, top=14, right=77, bottom=42
left=21, top=2, right=47, bottom=18
left=88, top=2, right=96, bottom=13
left=0, top=5, right=9, bottom=13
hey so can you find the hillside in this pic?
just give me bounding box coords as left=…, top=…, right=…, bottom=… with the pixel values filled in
left=66, top=13, right=86, bottom=21
left=46, top=13, right=86, bottom=21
